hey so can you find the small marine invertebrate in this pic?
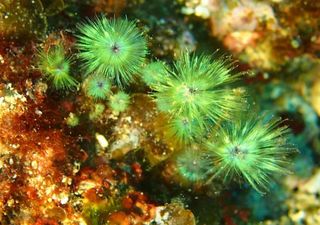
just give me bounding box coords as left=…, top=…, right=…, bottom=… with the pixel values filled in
left=175, top=148, right=212, bottom=183
left=89, top=103, right=105, bottom=120
left=77, top=16, right=148, bottom=87
left=37, top=44, right=78, bottom=90
left=85, top=74, right=111, bottom=99
left=66, top=112, right=79, bottom=127
left=109, top=91, right=130, bottom=113
left=206, top=115, right=292, bottom=192
left=141, top=61, right=169, bottom=87
left=153, top=51, right=242, bottom=122
left=165, top=115, right=206, bottom=145
left=151, top=51, right=243, bottom=143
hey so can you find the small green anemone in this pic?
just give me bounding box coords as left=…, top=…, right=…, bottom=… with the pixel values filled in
left=176, top=148, right=212, bottom=183
left=165, top=114, right=206, bottom=145
left=108, top=91, right=130, bottom=113
left=206, top=115, right=293, bottom=193
left=152, top=51, right=243, bottom=123
left=85, top=74, right=111, bottom=100
left=151, top=51, right=244, bottom=144
left=77, top=16, right=148, bottom=87
left=141, top=61, right=169, bottom=87
left=37, top=44, right=78, bottom=90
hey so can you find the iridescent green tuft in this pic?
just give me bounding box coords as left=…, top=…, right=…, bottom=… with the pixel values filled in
left=141, top=61, right=169, bottom=87
left=206, top=115, right=293, bottom=193
left=175, top=148, right=212, bottom=183
left=77, top=16, right=148, bottom=87
left=85, top=74, right=111, bottom=100
left=165, top=114, right=207, bottom=145
left=109, top=91, right=130, bottom=113
left=37, top=44, right=78, bottom=90
left=151, top=51, right=244, bottom=144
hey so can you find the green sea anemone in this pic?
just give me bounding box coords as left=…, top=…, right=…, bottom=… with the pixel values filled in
left=77, top=16, right=148, bottom=87
left=37, top=44, right=78, bottom=90
left=85, top=74, right=111, bottom=100
left=175, top=148, right=212, bottom=183
left=89, top=103, right=106, bottom=120
left=206, top=115, right=292, bottom=193
left=151, top=51, right=243, bottom=143
left=141, top=61, right=169, bottom=87
left=165, top=114, right=207, bottom=145
left=109, top=91, right=130, bottom=113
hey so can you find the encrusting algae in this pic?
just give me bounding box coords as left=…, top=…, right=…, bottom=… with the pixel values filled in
left=0, top=0, right=320, bottom=225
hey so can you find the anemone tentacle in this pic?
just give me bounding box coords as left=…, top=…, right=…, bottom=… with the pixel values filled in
left=38, top=44, right=78, bottom=90
left=77, top=16, right=148, bottom=87
left=85, top=74, right=111, bottom=100
left=109, top=91, right=130, bottom=113
left=206, top=115, right=293, bottom=193
left=151, top=51, right=244, bottom=144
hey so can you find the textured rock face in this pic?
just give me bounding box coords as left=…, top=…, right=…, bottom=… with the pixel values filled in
left=1, top=0, right=320, bottom=224
left=0, top=0, right=47, bottom=39
left=179, top=0, right=320, bottom=73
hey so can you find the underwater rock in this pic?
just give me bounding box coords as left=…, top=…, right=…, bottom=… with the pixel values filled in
left=0, top=0, right=47, bottom=40
left=285, top=169, right=320, bottom=225
left=93, top=0, right=127, bottom=15
left=311, top=76, right=320, bottom=116
left=152, top=203, right=196, bottom=225
left=0, top=0, right=319, bottom=224
left=182, top=0, right=320, bottom=73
